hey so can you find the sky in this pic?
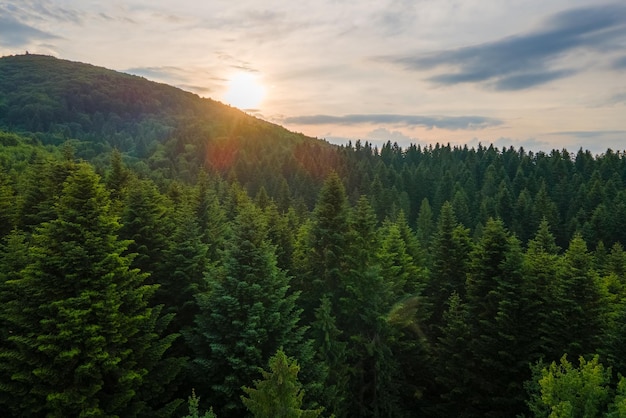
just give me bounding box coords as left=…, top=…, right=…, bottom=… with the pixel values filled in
left=1, top=0, right=626, bottom=154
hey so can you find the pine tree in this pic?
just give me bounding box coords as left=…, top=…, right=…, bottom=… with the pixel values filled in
left=523, top=219, right=563, bottom=363
left=241, top=349, right=323, bottom=418
left=426, top=202, right=472, bottom=333
left=464, top=218, right=529, bottom=416
left=187, top=200, right=305, bottom=417
left=292, top=171, right=351, bottom=322
left=310, top=296, right=348, bottom=417
left=120, top=178, right=171, bottom=287
left=434, top=293, right=474, bottom=417
left=555, top=234, right=607, bottom=359
left=0, top=163, right=182, bottom=416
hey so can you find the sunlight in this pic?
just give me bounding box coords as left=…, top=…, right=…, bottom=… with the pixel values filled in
left=224, top=72, right=266, bottom=110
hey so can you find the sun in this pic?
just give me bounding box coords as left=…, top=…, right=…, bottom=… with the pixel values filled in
left=224, top=72, right=266, bottom=110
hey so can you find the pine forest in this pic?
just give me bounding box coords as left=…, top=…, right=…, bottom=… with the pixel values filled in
left=2, top=54, right=626, bottom=417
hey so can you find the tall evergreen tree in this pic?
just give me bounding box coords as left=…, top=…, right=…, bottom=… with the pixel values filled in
left=187, top=200, right=305, bottom=417
left=0, top=163, right=182, bottom=416
left=555, top=234, right=607, bottom=359
left=292, top=171, right=351, bottom=322
left=426, top=202, right=472, bottom=333
left=464, top=218, right=529, bottom=416
left=241, top=349, right=323, bottom=418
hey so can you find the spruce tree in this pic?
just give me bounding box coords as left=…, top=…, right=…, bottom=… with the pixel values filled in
left=241, top=349, right=323, bottom=418
left=426, top=202, right=472, bottom=333
left=292, top=171, right=351, bottom=322
left=187, top=199, right=305, bottom=417
left=464, top=218, right=529, bottom=416
left=555, top=234, right=607, bottom=359
left=0, top=163, right=182, bottom=416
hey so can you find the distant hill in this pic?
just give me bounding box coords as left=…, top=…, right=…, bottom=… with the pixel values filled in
left=0, top=54, right=340, bottom=202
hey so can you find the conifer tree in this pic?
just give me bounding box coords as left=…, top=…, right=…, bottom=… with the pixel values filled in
left=120, top=178, right=171, bottom=287
left=310, top=296, right=347, bottom=417
left=464, top=218, right=529, bottom=416
left=187, top=199, right=305, bottom=417
left=523, top=219, right=563, bottom=363
left=555, top=234, right=607, bottom=359
left=0, top=163, right=182, bottom=416
left=292, top=171, right=351, bottom=321
left=426, top=202, right=472, bottom=332
left=241, top=349, right=323, bottom=418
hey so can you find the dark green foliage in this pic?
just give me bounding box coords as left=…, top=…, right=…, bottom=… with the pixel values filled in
left=293, top=172, right=351, bottom=321
left=186, top=200, right=305, bottom=417
left=555, top=234, right=607, bottom=359
left=463, top=219, right=531, bottom=416
left=426, top=202, right=472, bottom=333
left=3, top=56, right=626, bottom=418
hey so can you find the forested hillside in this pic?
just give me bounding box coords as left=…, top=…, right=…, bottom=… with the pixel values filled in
left=2, top=55, right=626, bottom=417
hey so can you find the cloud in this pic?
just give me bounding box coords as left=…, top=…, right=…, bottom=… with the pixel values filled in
left=382, top=3, right=626, bottom=90
left=547, top=130, right=626, bottom=138
left=124, top=66, right=185, bottom=80
left=0, top=15, right=59, bottom=47
left=544, top=130, right=626, bottom=153
left=607, top=92, right=626, bottom=105
left=490, top=137, right=551, bottom=151
left=283, top=114, right=503, bottom=130
left=614, top=56, right=626, bottom=70
left=366, top=127, right=418, bottom=143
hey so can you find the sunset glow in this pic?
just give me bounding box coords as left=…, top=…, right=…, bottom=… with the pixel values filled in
left=224, top=72, right=266, bottom=110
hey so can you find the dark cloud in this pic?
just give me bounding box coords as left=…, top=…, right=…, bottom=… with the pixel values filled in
left=382, top=3, right=626, bottom=90
left=491, top=69, right=577, bottom=91
left=283, top=114, right=503, bottom=130
left=0, top=15, right=59, bottom=47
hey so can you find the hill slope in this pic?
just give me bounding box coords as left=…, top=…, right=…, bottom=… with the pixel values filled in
left=0, top=54, right=339, bottom=201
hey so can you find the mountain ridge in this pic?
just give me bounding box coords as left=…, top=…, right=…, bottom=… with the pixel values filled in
left=0, top=53, right=330, bottom=153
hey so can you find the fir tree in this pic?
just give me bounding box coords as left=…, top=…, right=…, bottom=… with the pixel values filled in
left=241, top=349, right=323, bottom=418
left=0, top=163, right=182, bottom=416
left=187, top=200, right=305, bottom=417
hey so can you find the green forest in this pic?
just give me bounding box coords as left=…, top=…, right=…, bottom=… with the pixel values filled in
left=2, top=54, right=626, bottom=417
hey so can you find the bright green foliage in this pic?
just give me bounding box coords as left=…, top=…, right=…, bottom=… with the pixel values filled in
left=241, top=349, right=323, bottom=418
left=608, top=378, right=626, bottom=418
left=0, top=163, right=181, bottom=416
left=159, top=200, right=209, bottom=359
left=341, top=197, right=402, bottom=417
left=187, top=200, right=305, bottom=417
left=378, top=218, right=424, bottom=297
left=184, top=389, right=217, bottom=418
left=0, top=170, right=16, bottom=237
left=106, top=148, right=131, bottom=206
left=528, top=355, right=612, bottom=418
